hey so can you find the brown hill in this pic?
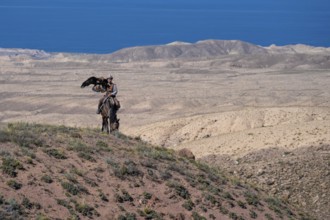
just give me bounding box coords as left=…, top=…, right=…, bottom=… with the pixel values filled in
left=106, top=40, right=268, bottom=62
left=0, top=123, right=314, bottom=220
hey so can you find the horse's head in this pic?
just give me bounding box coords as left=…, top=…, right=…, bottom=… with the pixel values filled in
left=110, top=118, right=120, bottom=131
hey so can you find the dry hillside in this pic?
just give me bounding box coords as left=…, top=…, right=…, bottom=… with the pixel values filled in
left=0, top=40, right=329, bottom=219
left=0, top=123, right=314, bottom=220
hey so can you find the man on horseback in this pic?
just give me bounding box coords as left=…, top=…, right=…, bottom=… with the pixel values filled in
left=95, top=75, right=119, bottom=115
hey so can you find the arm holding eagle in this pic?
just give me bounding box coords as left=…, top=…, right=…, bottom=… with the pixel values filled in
left=81, top=76, right=108, bottom=93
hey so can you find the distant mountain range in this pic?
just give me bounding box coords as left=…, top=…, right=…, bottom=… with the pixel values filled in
left=1, top=40, right=330, bottom=63
left=106, top=40, right=330, bottom=62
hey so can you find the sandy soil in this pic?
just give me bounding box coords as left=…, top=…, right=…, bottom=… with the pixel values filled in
left=0, top=55, right=329, bottom=160
left=1, top=51, right=330, bottom=219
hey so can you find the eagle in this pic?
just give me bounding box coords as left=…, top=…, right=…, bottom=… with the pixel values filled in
left=80, top=76, right=108, bottom=88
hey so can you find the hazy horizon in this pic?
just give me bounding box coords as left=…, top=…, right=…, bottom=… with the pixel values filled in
left=1, top=0, right=330, bottom=53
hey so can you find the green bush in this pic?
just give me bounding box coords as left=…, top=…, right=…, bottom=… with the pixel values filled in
left=1, top=157, right=24, bottom=177
left=112, top=160, right=142, bottom=180
left=249, top=210, right=258, bottom=219
left=244, top=191, right=260, bottom=207
left=7, top=180, right=22, bottom=190
left=44, top=149, right=67, bottom=159
left=237, top=200, right=247, bottom=209
left=21, top=197, right=34, bottom=209
left=41, top=175, right=53, bottom=184
left=166, top=181, right=190, bottom=199
left=115, top=190, right=133, bottom=203
left=77, top=152, right=96, bottom=162
left=96, top=140, right=111, bottom=152
left=182, top=199, right=195, bottom=211
left=75, top=203, right=95, bottom=217
left=117, top=213, right=137, bottom=220
left=61, top=182, right=88, bottom=195
left=192, top=212, right=207, bottom=220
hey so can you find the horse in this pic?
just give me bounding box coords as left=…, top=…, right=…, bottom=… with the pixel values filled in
left=100, top=97, right=120, bottom=134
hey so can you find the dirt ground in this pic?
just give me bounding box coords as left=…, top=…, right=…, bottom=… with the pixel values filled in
left=1, top=55, right=329, bottom=157
left=0, top=51, right=330, bottom=219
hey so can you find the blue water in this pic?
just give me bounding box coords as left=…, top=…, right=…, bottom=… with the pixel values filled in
left=1, top=0, right=330, bottom=53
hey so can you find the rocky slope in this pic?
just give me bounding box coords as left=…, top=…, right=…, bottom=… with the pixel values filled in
left=0, top=123, right=314, bottom=220
left=202, top=145, right=330, bottom=220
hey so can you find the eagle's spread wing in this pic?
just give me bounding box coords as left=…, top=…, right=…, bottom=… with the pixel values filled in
left=81, top=76, right=107, bottom=88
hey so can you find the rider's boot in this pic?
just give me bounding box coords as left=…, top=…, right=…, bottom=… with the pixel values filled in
left=96, top=100, right=102, bottom=114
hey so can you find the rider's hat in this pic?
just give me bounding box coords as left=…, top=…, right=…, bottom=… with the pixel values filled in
left=108, top=75, right=113, bottom=80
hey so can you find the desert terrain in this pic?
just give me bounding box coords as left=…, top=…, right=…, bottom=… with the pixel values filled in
left=0, top=40, right=329, bottom=219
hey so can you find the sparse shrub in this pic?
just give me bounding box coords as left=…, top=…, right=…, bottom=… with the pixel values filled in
left=219, top=206, right=229, bottom=215
left=229, top=212, right=238, bottom=220
left=61, top=182, right=88, bottom=195
left=182, top=199, right=195, bottom=211
left=0, top=130, right=10, bottom=142
left=106, top=157, right=119, bottom=168
left=6, top=123, right=44, bottom=148
left=137, top=208, right=161, bottom=219
left=159, top=170, right=172, bottom=180
left=115, top=190, right=133, bottom=203
left=209, top=214, right=216, bottom=219
left=265, top=197, right=284, bottom=217
left=244, top=191, right=260, bottom=207
left=21, top=197, right=34, bottom=209
left=203, top=193, right=218, bottom=205
left=4, top=198, right=25, bottom=217
left=96, top=140, right=111, bottom=152
left=20, top=147, right=36, bottom=159
left=265, top=213, right=274, bottom=220
left=56, top=199, right=73, bottom=212
left=84, top=177, right=98, bottom=187
left=186, top=176, right=198, bottom=187
left=199, top=205, right=207, bottom=212
left=41, top=175, right=53, bottom=183
left=223, top=192, right=235, bottom=200
left=77, top=152, right=96, bottom=162
left=35, top=213, right=50, bottom=220
left=166, top=181, right=190, bottom=199
left=168, top=163, right=187, bottom=176
left=26, top=157, right=34, bottom=165
left=75, top=203, right=96, bottom=217
left=70, top=168, right=84, bottom=176
left=143, top=192, right=152, bottom=200
left=0, top=194, right=4, bottom=205
left=117, top=212, right=137, bottom=220
left=114, top=193, right=124, bottom=203
left=67, top=139, right=93, bottom=155
left=0, top=150, right=11, bottom=157
left=7, top=179, right=22, bottom=190
left=192, top=211, right=207, bottom=220
left=44, top=149, right=67, bottom=159
left=137, top=145, right=175, bottom=161
left=1, top=157, right=24, bottom=177
left=65, top=173, right=78, bottom=183
left=70, top=132, right=82, bottom=139
left=121, top=190, right=133, bottom=202
left=95, top=167, right=105, bottom=173
left=140, top=160, right=157, bottom=169
left=113, top=160, right=142, bottom=179
left=249, top=210, right=258, bottom=219
left=99, top=192, right=109, bottom=202
left=237, top=200, right=247, bottom=209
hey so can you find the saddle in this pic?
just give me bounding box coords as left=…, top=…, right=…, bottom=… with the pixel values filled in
left=104, top=96, right=120, bottom=109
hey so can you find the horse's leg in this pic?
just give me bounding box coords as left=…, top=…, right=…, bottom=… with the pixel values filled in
left=109, top=107, right=116, bottom=133
left=101, top=117, right=105, bottom=132
left=107, top=117, right=110, bottom=134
